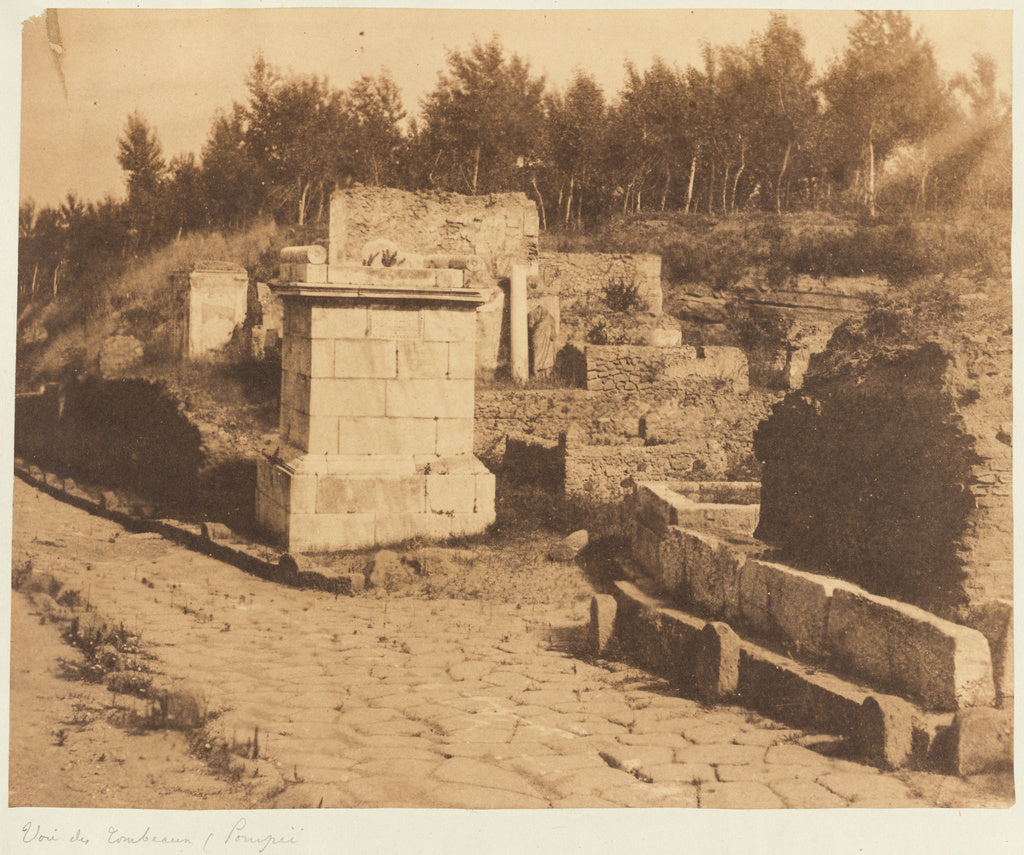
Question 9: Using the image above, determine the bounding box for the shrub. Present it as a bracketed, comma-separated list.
[603, 276, 645, 312]
[55, 376, 205, 506]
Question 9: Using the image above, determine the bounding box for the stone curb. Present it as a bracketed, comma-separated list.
[13, 462, 351, 597]
[598, 580, 979, 774]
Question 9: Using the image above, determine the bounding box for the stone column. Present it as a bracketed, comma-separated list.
[509, 263, 529, 383]
[256, 260, 495, 553]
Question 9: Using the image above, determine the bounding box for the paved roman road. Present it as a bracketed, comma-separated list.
[10, 479, 1008, 809]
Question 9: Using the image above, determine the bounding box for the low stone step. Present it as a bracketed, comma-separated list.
[594, 579, 977, 772]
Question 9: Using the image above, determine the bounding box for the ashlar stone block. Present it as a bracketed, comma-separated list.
[309, 378, 386, 417]
[316, 474, 425, 516]
[397, 341, 449, 378]
[310, 306, 368, 340]
[386, 379, 473, 420]
[422, 308, 476, 342]
[426, 472, 476, 514]
[435, 418, 474, 456]
[338, 416, 437, 457]
[334, 340, 397, 378]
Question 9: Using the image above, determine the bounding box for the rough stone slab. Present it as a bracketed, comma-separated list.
[589, 595, 617, 656]
[736, 642, 867, 738]
[826, 587, 995, 711]
[610, 580, 704, 687]
[287, 512, 377, 552]
[677, 527, 742, 621]
[738, 558, 771, 636]
[762, 561, 852, 659]
[673, 504, 759, 537]
[633, 483, 683, 534]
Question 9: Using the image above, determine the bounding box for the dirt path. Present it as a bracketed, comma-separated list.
[9, 588, 265, 810]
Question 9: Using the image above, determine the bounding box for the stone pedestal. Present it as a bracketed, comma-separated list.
[256, 263, 496, 552]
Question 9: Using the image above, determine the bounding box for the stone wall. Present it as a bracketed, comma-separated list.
[754, 323, 1012, 621]
[329, 187, 538, 280]
[474, 389, 645, 466]
[535, 251, 662, 316]
[585, 344, 749, 394]
[475, 386, 778, 501]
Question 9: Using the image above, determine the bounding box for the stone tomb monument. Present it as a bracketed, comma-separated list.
[256, 245, 496, 552]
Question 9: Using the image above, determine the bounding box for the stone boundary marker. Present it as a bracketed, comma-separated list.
[596, 580, 1011, 775]
[631, 483, 998, 712]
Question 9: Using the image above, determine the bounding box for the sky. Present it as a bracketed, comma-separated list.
[14, 4, 1016, 209]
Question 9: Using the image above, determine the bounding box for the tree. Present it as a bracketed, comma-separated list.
[244, 56, 348, 224]
[419, 36, 545, 194]
[545, 71, 607, 228]
[200, 103, 265, 229]
[117, 112, 166, 244]
[342, 72, 406, 187]
[821, 11, 949, 217]
[748, 14, 817, 213]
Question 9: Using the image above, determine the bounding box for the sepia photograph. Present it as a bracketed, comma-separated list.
[5, 2, 1017, 849]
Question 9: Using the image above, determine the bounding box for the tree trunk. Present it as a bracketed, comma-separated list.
[565, 175, 574, 228]
[775, 140, 792, 215]
[531, 174, 547, 231]
[867, 134, 877, 219]
[685, 151, 698, 214]
[661, 165, 671, 211]
[472, 147, 480, 195]
[722, 165, 730, 214]
[731, 142, 746, 213]
[297, 178, 309, 226]
[708, 162, 715, 215]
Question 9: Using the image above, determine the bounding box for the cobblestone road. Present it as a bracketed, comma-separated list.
[11, 480, 1009, 809]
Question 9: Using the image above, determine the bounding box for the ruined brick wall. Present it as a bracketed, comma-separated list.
[329, 187, 538, 279]
[585, 345, 749, 395]
[754, 303, 1012, 620]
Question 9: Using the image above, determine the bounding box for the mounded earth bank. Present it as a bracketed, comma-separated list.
[753, 278, 1012, 621]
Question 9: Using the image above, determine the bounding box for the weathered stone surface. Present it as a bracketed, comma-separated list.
[950, 707, 1013, 776]
[549, 530, 589, 562]
[589, 595, 617, 656]
[856, 695, 916, 770]
[826, 587, 995, 711]
[694, 621, 740, 703]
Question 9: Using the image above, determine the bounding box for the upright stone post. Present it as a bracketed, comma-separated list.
[256, 237, 496, 553]
[509, 263, 529, 383]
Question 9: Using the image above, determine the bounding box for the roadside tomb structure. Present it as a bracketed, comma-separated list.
[170, 261, 250, 360]
[256, 241, 496, 552]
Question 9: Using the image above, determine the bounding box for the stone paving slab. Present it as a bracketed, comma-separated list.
[10, 479, 1014, 809]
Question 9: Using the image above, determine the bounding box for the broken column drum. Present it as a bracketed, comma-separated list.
[256, 249, 496, 552]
